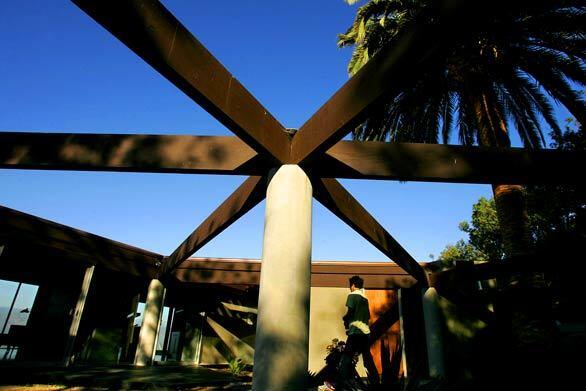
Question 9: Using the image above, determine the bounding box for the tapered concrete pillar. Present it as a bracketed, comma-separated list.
[63, 265, 95, 366]
[422, 287, 445, 377]
[123, 293, 140, 361]
[397, 288, 409, 379]
[253, 165, 312, 391]
[134, 278, 166, 366]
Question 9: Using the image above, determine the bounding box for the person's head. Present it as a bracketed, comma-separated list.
[349, 275, 364, 291]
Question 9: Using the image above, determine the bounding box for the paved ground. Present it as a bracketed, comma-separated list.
[0, 363, 252, 390]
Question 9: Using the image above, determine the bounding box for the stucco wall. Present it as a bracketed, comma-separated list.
[194, 286, 400, 380]
[308, 287, 367, 376]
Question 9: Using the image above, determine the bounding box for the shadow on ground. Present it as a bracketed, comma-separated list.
[0, 363, 252, 390]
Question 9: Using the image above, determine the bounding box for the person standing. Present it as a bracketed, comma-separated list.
[335, 275, 380, 390]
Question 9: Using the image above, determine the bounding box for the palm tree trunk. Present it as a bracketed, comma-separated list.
[491, 183, 531, 259]
[473, 92, 532, 261]
[472, 92, 555, 387]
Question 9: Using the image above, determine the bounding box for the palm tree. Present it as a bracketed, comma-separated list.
[338, 0, 585, 262]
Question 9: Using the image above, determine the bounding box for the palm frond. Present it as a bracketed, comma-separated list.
[340, 0, 586, 146]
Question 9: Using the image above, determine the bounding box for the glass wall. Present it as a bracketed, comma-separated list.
[0, 279, 39, 360]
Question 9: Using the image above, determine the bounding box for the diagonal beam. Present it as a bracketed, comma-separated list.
[315, 141, 586, 184]
[161, 175, 266, 274]
[72, 0, 291, 162]
[290, 0, 486, 165]
[312, 177, 427, 284]
[0, 132, 271, 175]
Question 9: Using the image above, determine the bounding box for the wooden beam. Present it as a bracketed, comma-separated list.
[428, 257, 549, 289]
[290, 0, 488, 164]
[162, 176, 266, 274]
[0, 132, 270, 175]
[72, 0, 291, 162]
[172, 258, 416, 288]
[314, 141, 586, 184]
[0, 205, 162, 278]
[312, 177, 428, 284]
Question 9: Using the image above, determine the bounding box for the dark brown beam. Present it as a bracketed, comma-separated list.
[72, 0, 291, 163]
[312, 177, 427, 284]
[0, 132, 270, 175]
[315, 141, 586, 184]
[172, 258, 416, 288]
[0, 205, 161, 278]
[428, 257, 550, 289]
[162, 176, 267, 274]
[290, 0, 490, 164]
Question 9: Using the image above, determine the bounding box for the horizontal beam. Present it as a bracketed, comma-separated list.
[315, 141, 586, 184]
[73, 0, 291, 162]
[0, 132, 270, 175]
[312, 177, 428, 284]
[162, 176, 267, 274]
[0, 205, 162, 278]
[290, 0, 476, 164]
[428, 257, 550, 289]
[172, 258, 416, 289]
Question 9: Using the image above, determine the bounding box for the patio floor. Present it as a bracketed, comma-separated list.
[0, 363, 252, 390]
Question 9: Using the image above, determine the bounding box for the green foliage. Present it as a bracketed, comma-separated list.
[228, 357, 246, 376]
[339, 0, 585, 146]
[526, 119, 585, 243]
[438, 121, 585, 264]
[437, 196, 504, 264]
[437, 196, 503, 264]
[460, 197, 504, 262]
[437, 239, 488, 266]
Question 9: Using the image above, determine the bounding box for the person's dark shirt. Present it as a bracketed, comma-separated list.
[343, 289, 371, 335]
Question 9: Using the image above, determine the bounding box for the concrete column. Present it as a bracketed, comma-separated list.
[397, 288, 408, 379]
[134, 279, 166, 366]
[181, 314, 205, 363]
[422, 287, 445, 377]
[123, 293, 140, 361]
[252, 165, 313, 391]
[63, 265, 95, 366]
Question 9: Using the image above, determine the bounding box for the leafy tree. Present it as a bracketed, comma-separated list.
[459, 198, 504, 262]
[438, 197, 503, 264]
[526, 119, 585, 243]
[339, 0, 586, 261]
[438, 121, 585, 265]
[437, 239, 488, 266]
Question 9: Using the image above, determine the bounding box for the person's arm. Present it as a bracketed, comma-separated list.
[342, 295, 356, 329]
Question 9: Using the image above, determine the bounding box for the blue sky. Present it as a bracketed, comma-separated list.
[0, 0, 567, 275]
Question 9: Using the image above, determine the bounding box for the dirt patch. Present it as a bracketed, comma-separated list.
[0, 386, 70, 391]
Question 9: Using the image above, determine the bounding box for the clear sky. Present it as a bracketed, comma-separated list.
[0, 0, 566, 270]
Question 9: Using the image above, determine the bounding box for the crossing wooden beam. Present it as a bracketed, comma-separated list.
[312, 177, 428, 284]
[5, 133, 582, 185]
[72, 0, 291, 163]
[0, 132, 270, 175]
[290, 0, 478, 165]
[315, 141, 586, 184]
[161, 175, 267, 274]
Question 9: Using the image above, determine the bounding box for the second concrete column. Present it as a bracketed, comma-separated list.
[135, 278, 166, 366]
[422, 287, 445, 377]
